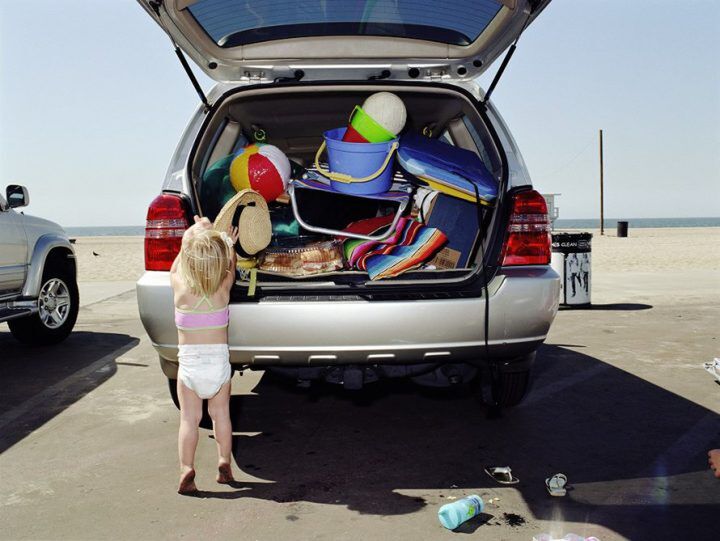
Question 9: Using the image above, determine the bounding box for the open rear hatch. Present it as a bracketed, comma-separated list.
[138, 0, 551, 85]
[136, 0, 552, 297]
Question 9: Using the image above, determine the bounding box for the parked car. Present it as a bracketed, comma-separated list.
[135, 0, 559, 408]
[0, 185, 78, 344]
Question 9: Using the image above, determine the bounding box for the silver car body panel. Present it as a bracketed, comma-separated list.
[21, 232, 75, 298]
[0, 208, 28, 294]
[482, 99, 533, 189]
[138, 266, 559, 376]
[161, 105, 208, 195]
[138, 0, 551, 85]
[0, 205, 74, 300]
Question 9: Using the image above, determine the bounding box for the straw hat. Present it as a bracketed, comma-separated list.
[213, 189, 271, 256]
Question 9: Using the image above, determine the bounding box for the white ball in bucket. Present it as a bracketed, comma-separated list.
[362, 92, 407, 136]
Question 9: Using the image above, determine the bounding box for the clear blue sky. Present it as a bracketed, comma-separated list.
[1, 1, 718, 227]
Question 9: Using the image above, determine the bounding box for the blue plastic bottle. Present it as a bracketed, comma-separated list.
[438, 495, 484, 530]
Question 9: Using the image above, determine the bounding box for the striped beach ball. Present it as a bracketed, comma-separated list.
[229, 143, 291, 203]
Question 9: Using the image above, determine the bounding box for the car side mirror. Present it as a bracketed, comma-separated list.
[6, 185, 29, 209]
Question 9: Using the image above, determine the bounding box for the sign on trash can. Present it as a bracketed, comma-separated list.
[551, 232, 592, 307]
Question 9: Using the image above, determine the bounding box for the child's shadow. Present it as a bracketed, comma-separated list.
[185, 482, 251, 499]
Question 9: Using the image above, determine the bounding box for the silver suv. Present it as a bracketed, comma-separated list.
[0, 185, 78, 344]
[136, 0, 559, 407]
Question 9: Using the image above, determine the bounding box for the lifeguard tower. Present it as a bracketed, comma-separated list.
[542, 193, 560, 230]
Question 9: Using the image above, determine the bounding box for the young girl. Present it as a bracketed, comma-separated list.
[170, 215, 238, 494]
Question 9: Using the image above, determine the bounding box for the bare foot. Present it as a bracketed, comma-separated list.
[217, 462, 234, 484]
[178, 468, 197, 494]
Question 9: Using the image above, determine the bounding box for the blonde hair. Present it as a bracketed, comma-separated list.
[178, 229, 232, 297]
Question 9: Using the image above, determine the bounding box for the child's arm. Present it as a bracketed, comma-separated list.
[224, 226, 239, 288]
[170, 253, 181, 274]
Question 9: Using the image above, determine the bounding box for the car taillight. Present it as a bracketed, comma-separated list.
[144, 194, 189, 271]
[500, 190, 551, 266]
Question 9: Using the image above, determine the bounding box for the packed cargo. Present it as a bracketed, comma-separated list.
[192, 87, 503, 292]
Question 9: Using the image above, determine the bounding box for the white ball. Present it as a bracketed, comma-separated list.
[362, 92, 407, 135]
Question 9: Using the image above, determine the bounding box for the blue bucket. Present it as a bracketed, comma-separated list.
[322, 128, 398, 195]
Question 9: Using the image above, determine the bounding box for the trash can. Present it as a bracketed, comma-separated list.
[551, 232, 592, 307]
[617, 221, 629, 237]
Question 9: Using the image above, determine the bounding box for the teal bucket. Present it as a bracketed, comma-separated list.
[320, 128, 398, 195]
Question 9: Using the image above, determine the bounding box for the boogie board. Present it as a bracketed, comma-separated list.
[397, 133, 498, 205]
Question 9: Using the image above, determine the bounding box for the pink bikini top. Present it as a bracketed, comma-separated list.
[174, 295, 230, 331]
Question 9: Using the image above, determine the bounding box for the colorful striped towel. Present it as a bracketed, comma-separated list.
[343, 216, 447, 280]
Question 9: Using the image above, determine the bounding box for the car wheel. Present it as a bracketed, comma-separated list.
[9, 263, 79, 345]
[472, 366, 532, 408]
[495, 369, 531, 407]
[167, 378, 213, 430]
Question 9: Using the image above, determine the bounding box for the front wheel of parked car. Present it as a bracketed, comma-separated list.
[167, 378, 213, 429]
[9, 264, 79, 345]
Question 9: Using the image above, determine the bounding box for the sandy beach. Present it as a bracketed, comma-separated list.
[72, 227, 720, 282]
[558, 227, 720, 273]
[72, 236, 145, 282]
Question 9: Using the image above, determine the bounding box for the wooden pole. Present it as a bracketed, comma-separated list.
[599, 129, 604, 235]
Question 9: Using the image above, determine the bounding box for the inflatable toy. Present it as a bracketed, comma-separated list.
[229, 143, 291, 202]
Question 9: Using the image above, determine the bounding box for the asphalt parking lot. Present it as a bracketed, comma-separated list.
[1, 273, 719, 541]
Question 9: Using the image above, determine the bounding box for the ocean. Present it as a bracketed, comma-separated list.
[65, 218, 719, 237]
[553, 217, 720, 229]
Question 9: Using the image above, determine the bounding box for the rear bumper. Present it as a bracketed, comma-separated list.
[137, 267, 559, 378]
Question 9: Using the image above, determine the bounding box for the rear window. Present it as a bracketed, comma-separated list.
[186, 0, 504, 48]
[463, 116, 500, 175]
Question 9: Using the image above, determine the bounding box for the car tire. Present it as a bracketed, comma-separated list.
[167, 378, 213, 430]
[9, 263, 79, 345]
[494, 369, 531, 407]
[472, 366, 532, 408]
